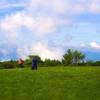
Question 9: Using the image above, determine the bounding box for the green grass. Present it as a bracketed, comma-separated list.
[0, 67, 100, 100]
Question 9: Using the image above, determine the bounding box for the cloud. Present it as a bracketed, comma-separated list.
[17, 42, 64, 60]
[0, 0, 100, 61]
[90, 42, 100, 49]
[1, 0, 100, 15]
[28, 0, 100, 14]
[31, 16, 56, 35]
[0, 0, 66, 60]
[31, 42, 63, 60]
[28, 0, 66, 14]
[80, 43, 86, 48]
[60, 0, 100, 14]
[0, 12, 57, 37]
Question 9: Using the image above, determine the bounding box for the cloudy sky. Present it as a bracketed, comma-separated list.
[0, 0, 100, 61]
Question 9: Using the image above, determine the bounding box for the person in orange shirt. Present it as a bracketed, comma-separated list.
[18, 58, 24, 68]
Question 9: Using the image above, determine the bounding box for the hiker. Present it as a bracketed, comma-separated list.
[32, 58, 38, 70]
[18, 58, 24, 68]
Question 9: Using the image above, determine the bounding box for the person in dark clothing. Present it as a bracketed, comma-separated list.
[32, 58, 38, 70]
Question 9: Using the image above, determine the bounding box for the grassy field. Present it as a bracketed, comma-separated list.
[0, 67, 100, 100]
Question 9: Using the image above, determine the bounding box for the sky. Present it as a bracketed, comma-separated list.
[0, 0, 100, 61]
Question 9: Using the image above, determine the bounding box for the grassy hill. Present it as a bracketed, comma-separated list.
[0, 67, 100, 100]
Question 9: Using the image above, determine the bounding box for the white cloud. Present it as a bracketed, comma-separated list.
[32, 16, 56, 35]
[90, 42, 100, 49]
[60, 0, 100, 14]
[51, 0, 66, 13]
[17, 42, 63, 60]
[28, 0, 66, 14]
[31, 42, 63, 60]
[1, 0, 100, 15]
[0, 12, 57, 37]
[17, 45, 31, 60]
[0, 0, 65, 60]
[80, 43, 86, 48]
[1, 0, 100, 61]
[29, 0, 100, 14]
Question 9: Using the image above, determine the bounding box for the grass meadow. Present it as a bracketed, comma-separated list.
[0, 66, 100, 100]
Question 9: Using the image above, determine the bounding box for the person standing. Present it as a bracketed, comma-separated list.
[32, 58, 38, 70]
[18, 58, 24, 68]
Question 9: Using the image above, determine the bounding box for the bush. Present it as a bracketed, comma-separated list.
[0, 60, 18, 69]
[43, 59, 62, 67]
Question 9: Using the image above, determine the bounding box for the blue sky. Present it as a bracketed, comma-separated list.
[0, 0, 100, 61]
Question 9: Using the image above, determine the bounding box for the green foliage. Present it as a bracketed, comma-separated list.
[73, 50, 85, 64]
[93, 61, 100, 66]
[0, 60, 18, 69]
[86, 60, 100, 66]
[0, 49, 100, 69]
[62, 49, 85, 66]
[25, 55, 62, 67]
[86, 60, 94, 66]
[62, 49, 74, 65]
[44, 59, 62, 66]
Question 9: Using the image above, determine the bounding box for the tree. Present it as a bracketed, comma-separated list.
[62, 49, 85, 66]
[44, 59, 61, 66]
[73, 50, 85, 65]
[62, 49, 74, 65]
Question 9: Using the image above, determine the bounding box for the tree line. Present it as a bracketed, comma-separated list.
[0, 49, 100, 69]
